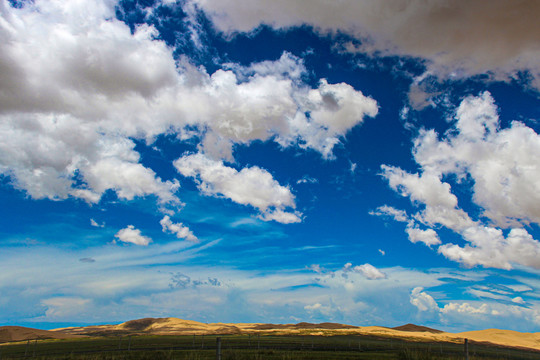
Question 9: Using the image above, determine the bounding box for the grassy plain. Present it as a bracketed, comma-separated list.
[1, 334, 539, 360]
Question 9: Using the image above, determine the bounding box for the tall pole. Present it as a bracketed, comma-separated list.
[216, 337, 222, 360]
[464, 338, 469, 360]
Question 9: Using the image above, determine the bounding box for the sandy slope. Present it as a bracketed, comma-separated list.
[28, 318, 540, 352]
[457, 329, 540, 352]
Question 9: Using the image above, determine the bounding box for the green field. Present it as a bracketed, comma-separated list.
[1, 334, 539, 359]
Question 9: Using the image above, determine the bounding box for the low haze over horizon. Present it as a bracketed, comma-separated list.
[1, 0, 540, 333]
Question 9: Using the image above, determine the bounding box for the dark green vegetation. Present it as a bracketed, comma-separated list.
[1, 334, 539, 359]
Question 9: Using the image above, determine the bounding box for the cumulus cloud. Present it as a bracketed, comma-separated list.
[411, 287, 500, 319]
[381, 166, 474, 231]
[0, 0, 182, 204]
[0, 0, 378, 213]
[369, 205, 409, 223]
[352, 263, 387, 280]
[174, 153, 301, 223]
[380, 93, 540, 270]
[406, 227, 441, 247]
[114, 225, 152, 246]
[410, 287, 438, 312]
[440, 302, 491, 315]
[414, 92, 540, 228]
[160, 215, 198, 242]
[285, 79, 379, 159]
[340, 262, 386, 281]
[438, 227, 540, 270]
[193, 0, 540, 87]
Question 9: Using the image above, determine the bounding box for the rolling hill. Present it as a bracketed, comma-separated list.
[2, 318, 539, 352]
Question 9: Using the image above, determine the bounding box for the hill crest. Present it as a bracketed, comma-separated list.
[0, 326, 81, 343]
[392, 323, 443, 333]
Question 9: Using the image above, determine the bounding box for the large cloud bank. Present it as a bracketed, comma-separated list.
[0, 0, 377, 222]
[193, 0, 540, 86]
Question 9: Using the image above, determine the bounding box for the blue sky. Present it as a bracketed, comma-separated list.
[1, 0, 540, 332]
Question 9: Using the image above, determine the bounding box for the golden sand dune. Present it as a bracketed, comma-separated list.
[457, 329, 540, 352]
[41, 318, 540, 352]
[56, 318, 243, 336]
[0, 326, 81, 343]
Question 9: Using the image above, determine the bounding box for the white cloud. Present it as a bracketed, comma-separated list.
[280, 79, 378, 159]
[415, 92, 540, 228]
[468, 289, 508, 301]
[380, 93, 540, 270]
[410, 287, 438, 312]
[189, 54, 378, 161]
[370, 205, 409, 223]
[174, 153, 301, 223]
[308, 264, 323, 274]
[353, 263, 387, 280]
[115, 225, 152, 246]
[0, 0, 378, 213]
[160, 215, 198, 242]
[296, 175, 318, 185]
[0, 0, 183, 204]
[440, 302, 491, 315]
[259, 208, 303, 224]
[381, 166, 473, 230]
[192, 0, 540, 88]
[41, 297, 92, 320]
[512, 297, 526, 305]
[410, 288, 503, 320]
[406, 226, 441, 247]
[507, 285, 533, 293]
[438, 227, 540, 270]
[90, 219, 104, 228]
[303, 302, 339, 317]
